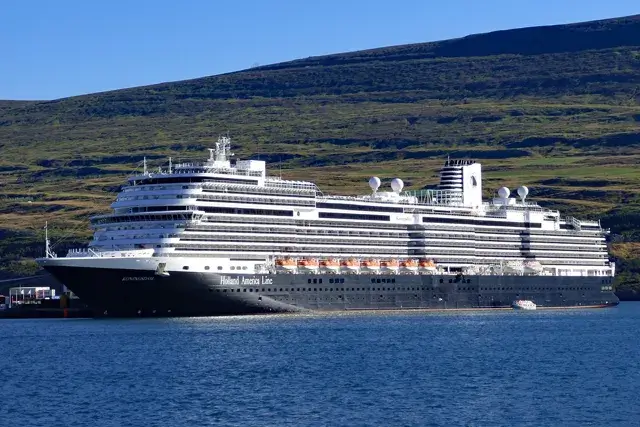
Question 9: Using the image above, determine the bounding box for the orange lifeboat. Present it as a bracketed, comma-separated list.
[380, 259, 399, 272]
[275, 257, 297, 271]
[399, 258, 418, 273]
[340, 258, 360, 273]
[297, 258, 319, 271]
[360, 259, 381, 272]
[319, 258, 341, 272]
[418, 258, 436, 269]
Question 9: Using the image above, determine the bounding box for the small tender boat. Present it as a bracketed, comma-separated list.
[319, 258, 341, 272]
[275, 257, 297, 271]
[297, 258, 319, 272]
[512, 299, 537, 310]
[380, 259, 399, 272]
[418, 258, 437, 273]
[360, 259, 381, 272]
[399, 259, 418, 273]
[340, 258, 360, 273]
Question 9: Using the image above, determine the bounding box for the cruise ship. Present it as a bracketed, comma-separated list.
[37, 136, 618, 316]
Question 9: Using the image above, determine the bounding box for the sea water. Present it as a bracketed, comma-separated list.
[1, 303, 639, 427]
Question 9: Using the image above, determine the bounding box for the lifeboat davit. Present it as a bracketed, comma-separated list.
[399, 258, 418, 273]
[418, 258, 437, 273]
[319, 258, 341, 272]
[297, 258, 319, 272]
[360, 259, 381, 273]
[275, 257, 297, 272]
[340, 258, 360, 273]
[380, 259, 399, 272]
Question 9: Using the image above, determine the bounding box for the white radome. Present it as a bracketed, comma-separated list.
[390, 178, 404, 193]
[517, 185, 529, 200]
[369, 176, 381, 192]
[498, 186, 510, 199]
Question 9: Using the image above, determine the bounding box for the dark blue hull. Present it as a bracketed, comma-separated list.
[43, 265, 619, 317]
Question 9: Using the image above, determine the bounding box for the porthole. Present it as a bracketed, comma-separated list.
[217, 266, 223, 270]
[204, 266, 210, 271]
[230, 266, 235, 271]
[182, 266, 189, 270]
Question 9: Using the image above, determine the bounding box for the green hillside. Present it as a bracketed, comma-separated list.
[1, 14, 640, 290]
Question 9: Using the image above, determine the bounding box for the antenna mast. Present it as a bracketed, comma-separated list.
[143, 157, 147, 175]
[44, 221, 54, 258]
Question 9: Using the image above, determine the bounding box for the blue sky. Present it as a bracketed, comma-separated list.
[2, 0, 638, 100]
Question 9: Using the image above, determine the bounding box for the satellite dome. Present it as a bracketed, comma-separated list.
[497, 186, 510, 199]
[369, 176, 381, 192]
[517, 186, 529, 200]
[390, 178, 404, 193]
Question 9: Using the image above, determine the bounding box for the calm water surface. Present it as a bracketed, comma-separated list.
[1, 303, 639, 427]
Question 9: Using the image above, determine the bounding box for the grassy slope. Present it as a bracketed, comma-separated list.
[1, 14, 640, 288]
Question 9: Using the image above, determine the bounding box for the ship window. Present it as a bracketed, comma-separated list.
[217, 266, 223, 270]
[319, 279, 323, 284]
[391, 279, 395, 284]
[313, 279, 317, 284]
[371, 279, 375, 283]
[329, 279, 334, 284]
[242, 266, 248, 270]
[314, 288, 317, 291]
[376, 279, 381, 284]
[243, 289, 246, 292]
[340, 278, 345, 283]
[204, 266, 210, 271]
[230, 266, 235, 271]
[183, 266, 189, 270]
[308, 279, 312, 284]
